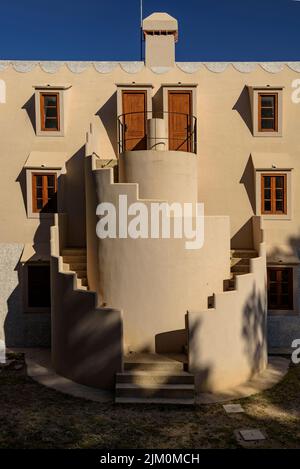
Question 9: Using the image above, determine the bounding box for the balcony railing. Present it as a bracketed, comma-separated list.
[117, 111, 197, 154]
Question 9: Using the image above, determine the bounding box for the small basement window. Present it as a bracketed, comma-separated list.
[25, 263, 51, 311]
[32, 173, 57, 213]
[267, 267, 293, 310]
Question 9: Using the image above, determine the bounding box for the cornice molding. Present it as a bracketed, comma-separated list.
[1, 60, 300, 74]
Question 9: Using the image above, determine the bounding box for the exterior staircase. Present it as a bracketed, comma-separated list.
[225, 249, 258, 291]
[62, 248, 88, 290]
[115, 353, 195, 405]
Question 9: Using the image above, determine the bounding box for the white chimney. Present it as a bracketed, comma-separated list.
[142, 12, 178, 68]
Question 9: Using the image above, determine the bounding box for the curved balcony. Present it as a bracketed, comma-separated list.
[117, 111, 197, 154]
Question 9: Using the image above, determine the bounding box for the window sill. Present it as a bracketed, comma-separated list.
[27, 212, 56, 220]
[262, 214, 291, 221]
[36, 131, 65, 137]
[253, 132, 282, 138]
[24, 308, 51, 314]
[268, 310, 298, 317]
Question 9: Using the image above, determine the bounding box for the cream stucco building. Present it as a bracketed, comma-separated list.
[0, 12, 299, 402]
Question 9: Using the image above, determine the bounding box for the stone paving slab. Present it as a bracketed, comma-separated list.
[223, 404, 245, 413]
[239, 429, 266, 441]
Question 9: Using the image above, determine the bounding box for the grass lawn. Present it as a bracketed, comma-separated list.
[0, 352, 299, 449]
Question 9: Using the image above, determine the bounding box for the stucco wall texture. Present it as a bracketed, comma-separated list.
[0, 12, 299, 388]
[0, 243, 50, 347]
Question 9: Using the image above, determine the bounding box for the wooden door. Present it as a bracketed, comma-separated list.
[168, 91, 192, 151]
[122, 91, 147, 150]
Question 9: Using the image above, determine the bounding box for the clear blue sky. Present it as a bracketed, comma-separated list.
[0, 0, 300, 61]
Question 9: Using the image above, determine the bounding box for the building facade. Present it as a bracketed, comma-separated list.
[0, 12, 299, 394]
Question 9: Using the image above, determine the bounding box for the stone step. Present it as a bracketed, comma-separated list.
[124, 361, 184, 372]
[76, 278, 88, 290]
[231, 249, 257, 259]
[62, 255, 87, 263]
[69, 262, 86, 270]
[230, 257, 251, 267]
[223, 278, 235, 291]
[231, 265, 250, 273]
[116, 371, 194, 385]
[79, 277, 88, 287]
[62, 248, 87, 256]
[63, 263, 87, 273]
[72, 270, 87, 279]
[115, 397, 195, 405]
[115, 383, 195, 400]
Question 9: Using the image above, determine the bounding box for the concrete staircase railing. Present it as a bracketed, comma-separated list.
[187, 216, 267, 393]
[50, 213, 123, 390]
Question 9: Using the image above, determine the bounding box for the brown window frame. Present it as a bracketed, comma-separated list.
[261, 173, 287, 215]
[40, 92, 60, 131]
[258, 93, 278, 132]
[267, 267, 293, 310]
[32, 172, 58, 213]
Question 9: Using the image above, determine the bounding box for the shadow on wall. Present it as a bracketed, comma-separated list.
[233, 86, 253, 135]
[231, 218, 254, 249]
[16, 168, 27, 214]
[51, 255, 123, 389]
[155, 328, 187, 354]
[96, 92, 118, 157]
[286, 232, 300, 260]
[22, 94, 36, 134]
[240, 156, 256, 213]
[152, 87, 164, 117]
[242, 286, 267, 376]
[187, 316, 211, 390]
[189, 283, 267, 391]
[65, 146, 86, 247]
[4, 265, 51, 348]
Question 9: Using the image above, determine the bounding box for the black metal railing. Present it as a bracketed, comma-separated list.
[117, 111, 197, 154]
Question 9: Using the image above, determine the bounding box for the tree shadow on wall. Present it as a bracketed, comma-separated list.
[241, 285, 267, 377]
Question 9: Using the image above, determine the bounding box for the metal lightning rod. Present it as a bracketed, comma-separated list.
[140, 0, 143, 61]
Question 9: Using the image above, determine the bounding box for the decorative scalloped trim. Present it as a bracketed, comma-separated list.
[176, 62, 202, 73]
[40, 61, 63, 73]
[232, 62, 257, 73]
[13, 61, 38, 72]
[0, 61, 9, 71]
[204, 62, 229, 73]
[1, 61, 300, 75]
[93, 62, 118, 73]
[150, 66, 173, 74]
[287, 62, 300, 72]
[66, 62, 91, 73]
[119, 62, 144, 73]
[260, 62, 285, 73]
